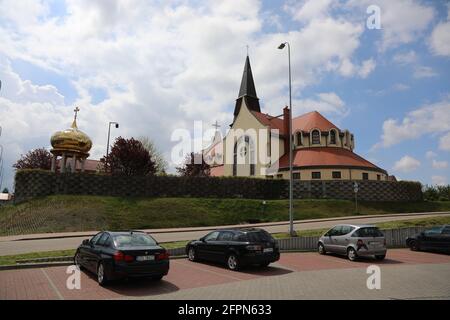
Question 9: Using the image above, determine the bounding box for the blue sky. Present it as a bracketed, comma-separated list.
[0, 0, 449, 191]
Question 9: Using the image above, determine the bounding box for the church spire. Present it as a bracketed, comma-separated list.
[233, 55, 261, 119]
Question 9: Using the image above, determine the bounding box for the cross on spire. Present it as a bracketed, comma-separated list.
[73, 106, 80, 121]
[212, 120, 221, 130]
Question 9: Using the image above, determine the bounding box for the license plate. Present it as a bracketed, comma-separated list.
[263, 248, 273, 253]
[369, 242, 381, 247]
[136, 255, 154, 261]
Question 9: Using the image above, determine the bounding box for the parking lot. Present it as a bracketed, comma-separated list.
[1, 249, 450, 300]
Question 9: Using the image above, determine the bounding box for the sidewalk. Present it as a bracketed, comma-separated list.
[1, 211, 449, 242]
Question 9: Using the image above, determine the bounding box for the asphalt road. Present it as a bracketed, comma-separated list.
[0, 212, 448, 255]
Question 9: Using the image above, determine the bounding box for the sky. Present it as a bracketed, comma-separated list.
[0, 0, 449, 191]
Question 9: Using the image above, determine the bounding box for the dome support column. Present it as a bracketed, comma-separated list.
[72, 155, 77, 173]
[51, 155, 56, 173]
[81, 159, 86, 172]
[61, 153, 66, 173]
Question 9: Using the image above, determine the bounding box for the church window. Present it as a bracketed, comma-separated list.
[362, 172, 369, 180]
[312, 172, 321, 179]
[296, 132, 302, 146]
[293, 172, 301, 180]
[332, 171, 341, 179]
[312, 130, 320, 145]
[330, 130, 336, 144]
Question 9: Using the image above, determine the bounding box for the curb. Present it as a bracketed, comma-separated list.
[0, 255, 188, 271]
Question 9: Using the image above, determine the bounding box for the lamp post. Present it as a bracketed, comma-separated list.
[105, 122, 119, 172]
[278, 41, 295, 237]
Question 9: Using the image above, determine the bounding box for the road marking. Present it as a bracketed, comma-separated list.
[41, 268, 64, 300]
[173, 260, 243, 281]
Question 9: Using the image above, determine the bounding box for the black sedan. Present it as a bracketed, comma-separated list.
[406, 225, 450, 253]
[185, 228, 280, 271]
[74, 231, 169, 285]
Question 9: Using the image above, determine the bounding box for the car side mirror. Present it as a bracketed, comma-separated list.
[82, 239, 91, 246]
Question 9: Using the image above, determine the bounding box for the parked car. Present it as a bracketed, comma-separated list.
[74, 231, 170, 285]
[318, 224, 387, 261]
[406, 225, 450, 253]
[185, 228, 280, 271]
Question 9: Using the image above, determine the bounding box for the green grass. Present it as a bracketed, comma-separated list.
[1, 215, 449, 266]
[1, 195, 450, 236]
[0, 249, 76, 266]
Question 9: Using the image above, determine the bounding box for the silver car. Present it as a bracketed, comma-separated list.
[318, 224, 387, 261]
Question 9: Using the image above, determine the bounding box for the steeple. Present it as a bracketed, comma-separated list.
[233, 55, 261, 119]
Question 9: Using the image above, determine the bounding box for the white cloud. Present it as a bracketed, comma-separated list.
[293, 92, 348, 122]
[0, 0, 374, 190]
[432, 159, 448, 169]
[392, 83, 410, 91]
[348, 0, 435, 51]
[393, 50, 417, 65]
[413, 66, 438, 79]
[431, 175, 447, 186]
[286, 0, 332, 23]
[338, 58, 376, 78]
[374, 99, 450, 149]
[430, 17, 450, 56]
[425, 151, 437, 159]
[393, 155, 421, 172]
[439, 132, 450, 151]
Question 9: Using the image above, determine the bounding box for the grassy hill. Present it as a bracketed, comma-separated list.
[0, 195, 449, 236]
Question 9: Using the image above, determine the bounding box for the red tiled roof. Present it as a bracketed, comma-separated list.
[251, 111, 286, 134]
[292, 111, 339, 132]
[251, 110, 339, 135]
[275, 147, 385, 172]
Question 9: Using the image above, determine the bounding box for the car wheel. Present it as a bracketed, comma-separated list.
[375, 254, 386, 260]
[188, 246, 197, 262]
[318, 243, 326, 255]
[410, 240, 420, 251]
[347, 247, 357, 261]
[74, 251, 84, 270]
[227, 254, 240, 271]
[97, 262, 108, 286]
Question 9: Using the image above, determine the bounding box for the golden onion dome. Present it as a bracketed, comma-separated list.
[50, 109, 92, 155]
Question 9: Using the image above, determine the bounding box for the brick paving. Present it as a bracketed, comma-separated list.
[0, 249, 449, 300]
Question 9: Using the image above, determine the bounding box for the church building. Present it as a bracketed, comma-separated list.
[203, 56, 388, 181]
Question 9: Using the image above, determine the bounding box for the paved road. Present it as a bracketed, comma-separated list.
[1, 249, 449, 300]
[0, 212, 449, 255]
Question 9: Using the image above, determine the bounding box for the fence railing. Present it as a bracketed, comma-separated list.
[167, 226, 427, 256]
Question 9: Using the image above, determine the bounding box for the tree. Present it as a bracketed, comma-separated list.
[176, 152, 210, 177]
[101, 137, 156, 176]
[2, 188, 8, 194]
[137, 136, 168, 174]
[13, 148, 52, 170]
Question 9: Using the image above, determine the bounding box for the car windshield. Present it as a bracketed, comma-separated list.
[246, 230, 274, 242]
[353, 227, 384, 237]
[113, 233, 157, 248]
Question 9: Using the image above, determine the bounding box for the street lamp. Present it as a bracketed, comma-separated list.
[105, 122, 119, 172]
[278, 41, 295, 237]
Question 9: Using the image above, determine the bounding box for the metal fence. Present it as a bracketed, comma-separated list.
[167, 226, 427, 256]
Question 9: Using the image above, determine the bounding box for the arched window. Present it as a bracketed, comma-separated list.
[330, 130, 336, 145]
[233, 136, 255, 176]
[296, 132, 302, 146]
[311, 130, 320, 145]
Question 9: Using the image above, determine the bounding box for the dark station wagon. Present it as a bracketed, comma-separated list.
[185, 228, 280, 271]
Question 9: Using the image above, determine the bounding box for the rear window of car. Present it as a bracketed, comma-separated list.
[352, 227, 384, 237]
[113, 233, 157, 248]
[245, 230, 274, 242]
